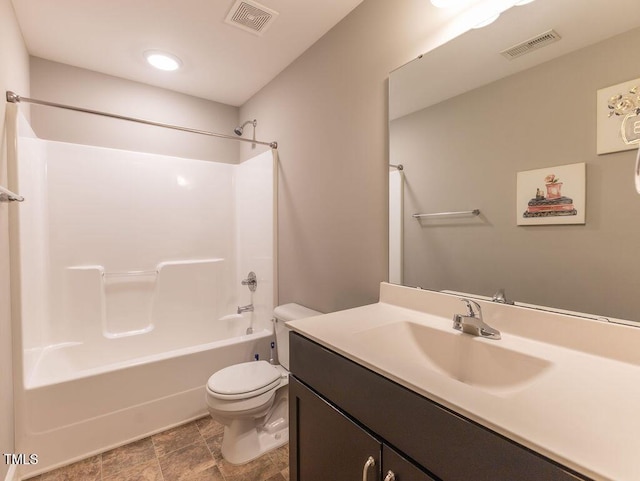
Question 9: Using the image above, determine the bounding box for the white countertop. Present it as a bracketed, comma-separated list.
[287, 283, 640, 481]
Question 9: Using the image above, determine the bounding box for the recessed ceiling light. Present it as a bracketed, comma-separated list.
[144, 50, 182, 71]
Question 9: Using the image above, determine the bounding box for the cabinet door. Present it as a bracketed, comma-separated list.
[382, 445, 437, 481]
[290, 376, 381, 481]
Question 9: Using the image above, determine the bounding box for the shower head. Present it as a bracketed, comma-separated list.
[234, 119, 257, 136]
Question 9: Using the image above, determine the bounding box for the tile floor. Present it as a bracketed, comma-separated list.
[26, 416, 289, 481]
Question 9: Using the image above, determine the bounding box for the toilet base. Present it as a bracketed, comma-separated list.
[217, 386, 289, 465]
[220, 420, 289, 465]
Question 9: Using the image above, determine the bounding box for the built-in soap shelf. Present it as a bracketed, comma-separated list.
[66, 259, 225, 339]
[102, 269, 158, 278]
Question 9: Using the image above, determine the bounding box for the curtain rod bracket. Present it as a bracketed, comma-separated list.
[0, 185, 24, 203]
[6, 91, 19, 103]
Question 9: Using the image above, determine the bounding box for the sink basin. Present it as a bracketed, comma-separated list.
[357, 321, 552, 396]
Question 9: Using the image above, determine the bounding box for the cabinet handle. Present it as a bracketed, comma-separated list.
[383, 471, 396, 481]
[362, 456, 376, 481]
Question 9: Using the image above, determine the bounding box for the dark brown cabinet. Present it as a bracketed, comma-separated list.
[290, 376, 435, 481]
[289, 332, 590, 481]
[290, 375, 379, 480]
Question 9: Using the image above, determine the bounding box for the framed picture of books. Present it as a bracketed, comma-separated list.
[516, 163, 586, 226]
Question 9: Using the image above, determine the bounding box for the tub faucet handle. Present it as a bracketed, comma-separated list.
[241, 271, 257, 292]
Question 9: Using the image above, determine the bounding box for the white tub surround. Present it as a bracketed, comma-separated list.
[388, 168, 403, 285]
[10, 113, 277, 478]
[287, 282, 640, 481]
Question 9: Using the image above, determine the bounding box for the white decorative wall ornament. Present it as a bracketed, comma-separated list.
[597, 78, 640, 155]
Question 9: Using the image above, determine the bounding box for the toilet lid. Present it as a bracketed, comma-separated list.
[207, 360, 281, 399]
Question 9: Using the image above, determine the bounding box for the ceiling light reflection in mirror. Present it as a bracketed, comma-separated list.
[430, 0, 470, 8]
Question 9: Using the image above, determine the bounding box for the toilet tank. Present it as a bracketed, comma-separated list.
[273, 303, 321, 370]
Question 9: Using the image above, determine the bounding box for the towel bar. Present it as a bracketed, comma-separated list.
[413, 209, 480, 219]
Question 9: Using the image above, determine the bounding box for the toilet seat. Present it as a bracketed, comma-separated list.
[207, 361, 282, 400]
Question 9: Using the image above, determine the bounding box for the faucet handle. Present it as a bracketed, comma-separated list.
[492, 288, 514, 305]
[241, 271, 257, 292]
[459, 298, 482, 319]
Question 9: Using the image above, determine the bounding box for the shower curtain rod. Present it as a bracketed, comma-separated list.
[6, 91, 278, 149]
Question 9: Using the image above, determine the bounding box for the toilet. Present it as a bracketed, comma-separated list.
[205, 303, 321, 465]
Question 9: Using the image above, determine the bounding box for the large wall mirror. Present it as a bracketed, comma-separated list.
[389, 0, 640, 323]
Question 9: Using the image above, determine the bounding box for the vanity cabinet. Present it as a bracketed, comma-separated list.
[290, 376, 435, 481]
[289, 332, 590, 481]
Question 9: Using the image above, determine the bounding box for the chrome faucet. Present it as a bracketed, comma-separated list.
[492, 288, 514, 305]
[237, 304, 254, 314]
[453, 298, 501, 340]
[241, 271, 257, 292]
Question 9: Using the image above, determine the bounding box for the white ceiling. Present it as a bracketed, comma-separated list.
[11, 0, 365, 107]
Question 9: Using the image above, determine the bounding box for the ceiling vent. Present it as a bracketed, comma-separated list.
[500, 29, 561, 60]
[225, 0, 279, 36]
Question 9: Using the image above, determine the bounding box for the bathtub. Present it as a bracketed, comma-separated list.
[15, 316, 273, 479]
[10, 121, 277, 479]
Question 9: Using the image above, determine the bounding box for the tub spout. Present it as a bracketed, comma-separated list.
[237, 304, 254, 314]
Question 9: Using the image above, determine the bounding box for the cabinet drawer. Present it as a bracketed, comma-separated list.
[290, 332, 588, 481]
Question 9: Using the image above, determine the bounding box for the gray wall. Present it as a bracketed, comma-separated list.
[0, 0, 30, 477]
[30, 58, 240, 163]
[392, 27, 640, 321]
[239, 0, 446, 313]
